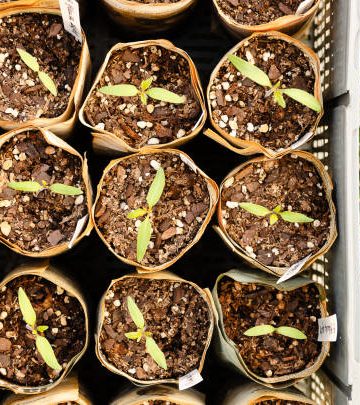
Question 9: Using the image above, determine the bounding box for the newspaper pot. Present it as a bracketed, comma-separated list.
[95, 271, 214, 385]
[216, 150, 337, 277]
[111, 385, 204, 405]
[0, 261, 89, 394]
[223, 382, 315, 404]
[212, 269, 330, 388]
[0, 6, 90, 139]
[0, 126, 93, 257]
[79, 40, 206, 155]
[100, 0, 197, 33]
[92, 148, 218, 273]
[2, 373, 92, 404]
[212, 0, 320, 38]
[205, 31, 323, 158]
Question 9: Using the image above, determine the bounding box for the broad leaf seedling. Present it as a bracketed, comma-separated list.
[238, 202, 314, 225]
[99, 77, 186, 106]
[125, 296, 167, 370]
[227, 54, 321, 112]
[244, 324, 307, 340]
[8, 180, 83, 196]
[127, 166, 166, 262]
[17, 48, 58, 96]
[18, 287, 62, 371]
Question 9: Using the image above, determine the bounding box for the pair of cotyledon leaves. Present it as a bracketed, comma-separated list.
[7, 181, 83, 196]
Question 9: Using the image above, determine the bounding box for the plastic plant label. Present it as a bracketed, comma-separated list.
[318, 314, 338, 342]
[69, 215, 88, 248]
[179, 369, 203, 390]
[276, 255, 311, 284]
[59, 0, 82, 43]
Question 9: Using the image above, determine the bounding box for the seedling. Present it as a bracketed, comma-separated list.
[227, 54, 321, 112]
[124, 296, 167, 370]
[18, 287, 62, 370]
[16, 48, 57, 96]
[238, 202, 314, 225]
[99, 77, 186, 106]
[127, 166, 165, 262]
[8, 180, 83, 196]
[244, 324, 307, 340]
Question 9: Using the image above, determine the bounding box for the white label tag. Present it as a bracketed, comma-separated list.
[179, 369, 203, 390]
[318, 314, 338, 342]
[59, 0, 82, 43]
[276, 255, 311, 284]
[296, 0, 315, 15]
[69, 215, 88, 248]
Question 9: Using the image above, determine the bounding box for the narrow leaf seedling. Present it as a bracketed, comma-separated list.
[18, 287, 62, 370]
[237, 202, 314, 225]
[125, 296, 167, 370]
[244, 324, 307, 340]
[227, 54, 321, 112]
[8, 180, 83, 196]
[127, 166, 166, 262]
[99, 77, 186, 106]
[17, 48, 58, 96]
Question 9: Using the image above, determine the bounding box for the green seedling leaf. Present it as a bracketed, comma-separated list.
[146, 167, 165, 209]
[8, 181, 43, 193]
[140, 92, 148, 105]
[127, 208, 148, 219]
[145, 336, 167, 370]
[269, 213, 279, 225]
[136, 216, 152, 262]
[244, 324, 275, 336]
[125, 331, 142, 340]
[37, 325, 49, 333]
[17, 48, 39, 72]
[36, 335, 62, 370]
[274, 90, 286, 108]
[279, 211, 314, 223]
[127, 297, 145, 329]
[273, 205, 282, 213]
[99, 84, 138, 97]
[38, 71, 58, 97]
[282, 88, 321, 112]
[276, 326, 307, 340]
[239, 202, 272, 217]
[49, 183, 83, 196]
[18, 287, 36, 328]
[141, 77, 153, 91]
[146, 88, 186, 104]
[228, 54, 272, 88]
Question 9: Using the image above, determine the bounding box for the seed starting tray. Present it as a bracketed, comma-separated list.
[0, 0, 359, 404]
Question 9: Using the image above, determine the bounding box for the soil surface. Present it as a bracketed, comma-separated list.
[0, 130, 87, 253]
[218, 279, 322, 378]
[0, 275, 86, 387]
[0, 13, 81, 122]
[221, 155, 330, 268]
[99, 277, 211, 380]
[83, 46, 202, 148]
[255, 401, 307, 405]
[95, 153, 210, 266]
[209, 36, 318, 151]
[217, 0, 306, 25]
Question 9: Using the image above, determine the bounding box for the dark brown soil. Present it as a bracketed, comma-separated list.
[0, 275, 86, 387]
[217, 0, 305, 25]
[255, 401, 307, 405]
[209, 36, 318, 150]
[0, 129, 87, 253]
[218, 279, 322, 378]
[95, 153, 210, 266]
[0, 13, 81, 122]
[83, 46, 202, 148]
[221, 155, 330, 267]
[99, 277, 211, 380]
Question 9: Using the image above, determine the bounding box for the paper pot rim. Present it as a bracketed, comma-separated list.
[102, 0, 194, 15]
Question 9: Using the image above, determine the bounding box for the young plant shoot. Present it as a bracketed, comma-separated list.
[18, 287, 62, 371]
[237, 202, 314, 225]
[8, 180, 83, 196]
[125, 296, 167, 370]
[99, 77, 186, 106]
[244, 324, 307, 340]
[127, 166, 166, 262]
[17, 48, 58, 96]
[227, 54, 321, 112]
